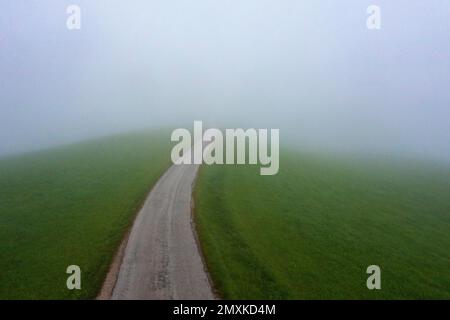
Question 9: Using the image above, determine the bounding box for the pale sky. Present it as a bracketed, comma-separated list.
[0, 1, 449, 161]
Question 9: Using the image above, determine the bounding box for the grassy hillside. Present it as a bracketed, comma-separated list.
[0, 131, 171, 299]
[194, 150, 450, 299]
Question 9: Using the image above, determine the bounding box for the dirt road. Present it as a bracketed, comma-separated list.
[109, 164, 214, 300]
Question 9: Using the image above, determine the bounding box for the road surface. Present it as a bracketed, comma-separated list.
[110, 164, 214, 300]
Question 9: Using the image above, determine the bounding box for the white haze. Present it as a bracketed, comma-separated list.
[0, 1, 449, 161]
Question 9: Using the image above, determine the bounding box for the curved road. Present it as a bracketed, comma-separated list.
[110, 164, 214, 300]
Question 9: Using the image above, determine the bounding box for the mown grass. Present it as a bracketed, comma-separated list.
[0, 130, 171, 299]
[194, 150, 450, 299]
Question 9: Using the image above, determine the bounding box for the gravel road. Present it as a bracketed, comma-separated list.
[110, 164, 214, 300]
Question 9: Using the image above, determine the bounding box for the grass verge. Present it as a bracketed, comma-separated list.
[194, 150, 450, 299]
[0, 130, 171, 299]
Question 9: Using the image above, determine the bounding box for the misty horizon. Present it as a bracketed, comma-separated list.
[1, 1, 449, 162]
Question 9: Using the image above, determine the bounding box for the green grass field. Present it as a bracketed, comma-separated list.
[194, 150, 450, 299]
[0, 131, 171, 299]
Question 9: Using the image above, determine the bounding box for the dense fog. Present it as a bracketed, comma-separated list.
[1, 1, 449, 161]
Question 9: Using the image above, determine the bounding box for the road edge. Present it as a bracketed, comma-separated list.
[96, 164, 171, 300]
[190, 165, 221, 299]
